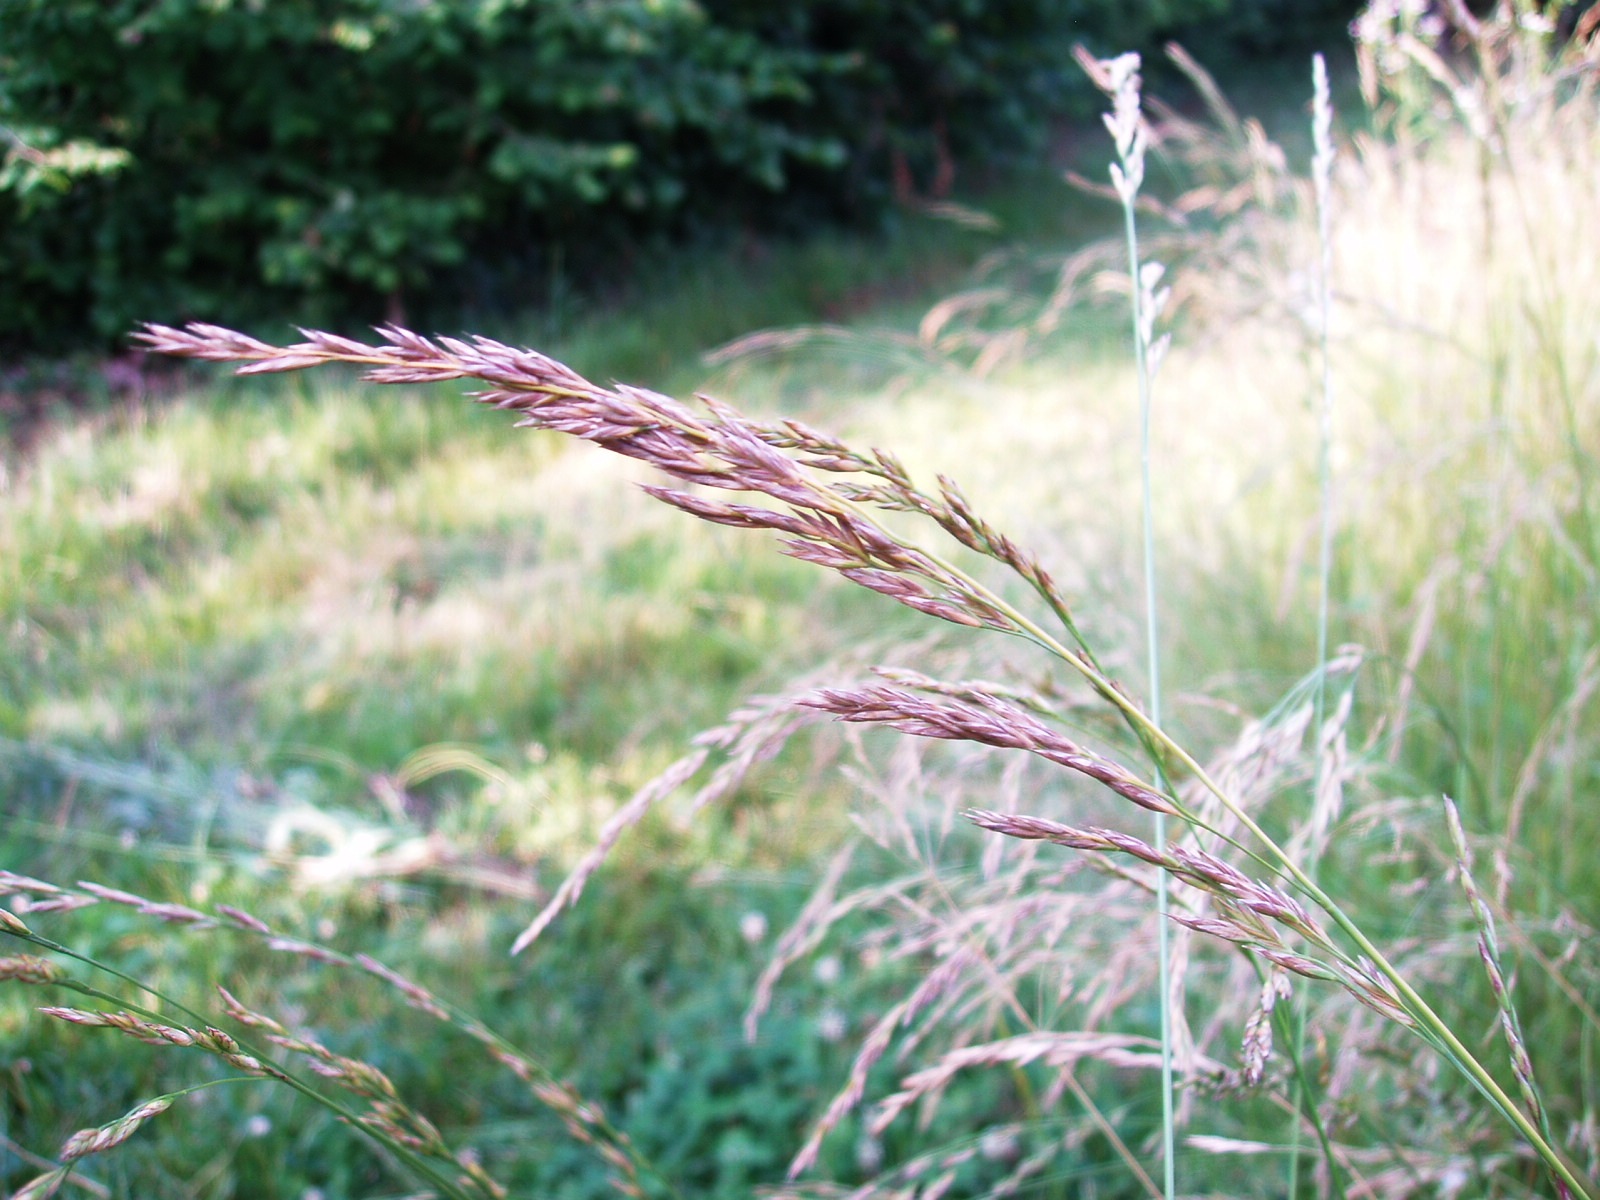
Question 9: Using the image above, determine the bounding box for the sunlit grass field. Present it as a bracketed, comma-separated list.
[1, 173, 1106, 1199]
[4, 28, 1600, 1200]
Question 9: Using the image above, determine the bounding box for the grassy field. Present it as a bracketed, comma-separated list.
[5, 23, 1600, 1200]
[0, 155, 1118, 1200]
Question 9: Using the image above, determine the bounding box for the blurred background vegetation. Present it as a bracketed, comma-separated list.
[0, 0, 1354, 353]
[7, 2, 1600, 1199]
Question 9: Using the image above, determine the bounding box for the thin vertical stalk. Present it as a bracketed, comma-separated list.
[1099, 50, 1177, 1200]
[1126, 202, 1176, 1200]
[1310, 54, 1336, 841]
[1290, 52, 1339, 1200]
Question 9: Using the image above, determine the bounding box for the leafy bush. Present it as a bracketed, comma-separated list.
[0, 0, 828, 349]
[0, 0, 1356, 354]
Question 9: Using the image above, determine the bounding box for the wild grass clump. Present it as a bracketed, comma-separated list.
[5, 6, 1600, 1198]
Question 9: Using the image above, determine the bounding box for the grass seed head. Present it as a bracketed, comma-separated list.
[60, 1097, 174, 1162]
[0, 954, 63, 983]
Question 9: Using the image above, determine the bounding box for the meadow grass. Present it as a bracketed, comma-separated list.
[5, 14, 1600, 1199]
[1, 162, 1096, 1200]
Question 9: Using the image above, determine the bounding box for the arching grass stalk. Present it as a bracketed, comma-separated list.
[131, 321, 1597, 1198]
[9, 1080, 265, 1200]
[1095, 49, 1177, 1199]
[983, 616, 1596, 1198]
[1444, 797, 1567, 1198]
[0, 912, 491, 1200]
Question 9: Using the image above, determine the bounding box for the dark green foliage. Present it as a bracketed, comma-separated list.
[0, 0, 840, 349]
[1164, 0, 1362, 59]
[0, 0, 1339, 354]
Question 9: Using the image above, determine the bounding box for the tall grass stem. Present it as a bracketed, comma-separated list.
[1290, 51, 1339, 1199]
[1099, 50, 1178, 1200]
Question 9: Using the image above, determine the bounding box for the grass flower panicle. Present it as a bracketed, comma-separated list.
[127, 311, 1598, 1198]
[0, 953, 66, 983]
[58, 1097, 174, 1162]
[37, 1006, 273, 1074]
[0, 877, 653, 1200]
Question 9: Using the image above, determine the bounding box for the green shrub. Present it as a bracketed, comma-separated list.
[0, 0, 831, 349]
[0, 0, 1358, 354]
